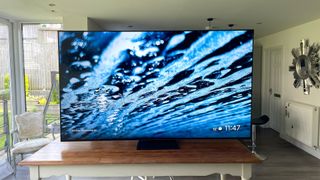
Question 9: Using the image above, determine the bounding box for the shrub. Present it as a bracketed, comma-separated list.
[25, 74, 30, 97]
[4, 74, 10, 89]
[51, 74, 60, 104]
[38, 97, 47, 105]
[2, 74, 10, 100]
[3, 73, 30, 97]
[52, 89, 60, 104]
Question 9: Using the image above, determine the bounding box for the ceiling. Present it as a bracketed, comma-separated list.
[1, 0, 320, 38]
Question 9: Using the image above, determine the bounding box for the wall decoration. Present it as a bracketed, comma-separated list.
[289, 39, 320, 95]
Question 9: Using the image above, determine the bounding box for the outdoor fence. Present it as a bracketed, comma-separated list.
[0, 24, 59, 91]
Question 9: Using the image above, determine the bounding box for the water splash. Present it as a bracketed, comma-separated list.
[59, 30, 253, 140]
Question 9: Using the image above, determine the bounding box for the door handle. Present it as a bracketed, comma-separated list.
[274, 93, 281, 98]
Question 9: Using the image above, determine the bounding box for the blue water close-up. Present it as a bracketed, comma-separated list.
[59, 30, 253, 140]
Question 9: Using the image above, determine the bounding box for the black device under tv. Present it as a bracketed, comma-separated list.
[58, 30, 254, 150]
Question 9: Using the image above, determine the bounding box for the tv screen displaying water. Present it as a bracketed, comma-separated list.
[59, 30, 253, 141]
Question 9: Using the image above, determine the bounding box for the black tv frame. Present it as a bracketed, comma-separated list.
[58, 30, 255, 144]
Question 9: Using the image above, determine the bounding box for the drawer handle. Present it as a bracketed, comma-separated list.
[274, 93, 281, 98]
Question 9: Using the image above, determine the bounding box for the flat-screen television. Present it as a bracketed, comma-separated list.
[59, 30, 254, 142]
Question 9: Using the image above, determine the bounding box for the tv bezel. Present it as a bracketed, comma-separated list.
[58, 29, 254, 141]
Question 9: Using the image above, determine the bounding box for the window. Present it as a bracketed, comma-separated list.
[0, 22, 11, 150]
[22, 24, 62, 125]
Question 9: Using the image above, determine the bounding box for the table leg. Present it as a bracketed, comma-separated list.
[66, 175, 72, 180]
[29, 166, 40, 180]
[220, 174, 226, 180]
[241, 164, 252, 180]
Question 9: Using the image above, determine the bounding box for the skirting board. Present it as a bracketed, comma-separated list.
[280, 133, 320, 159]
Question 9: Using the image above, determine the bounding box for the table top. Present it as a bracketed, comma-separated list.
[20, 139, 261, 166]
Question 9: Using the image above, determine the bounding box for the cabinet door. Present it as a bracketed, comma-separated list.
[285, 102, 315, 147]
[294, 106, 313, 147]
[284, 105, 294, 138]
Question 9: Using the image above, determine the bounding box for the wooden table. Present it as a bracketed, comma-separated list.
[20, 140, 261, 180]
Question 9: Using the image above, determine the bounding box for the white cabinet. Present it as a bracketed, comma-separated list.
[285, 101, 319, 148]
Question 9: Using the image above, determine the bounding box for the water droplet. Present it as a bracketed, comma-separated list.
[133, 67, 145, 74]
[79, 52, 85, 57]
[70, 78, 80, 84]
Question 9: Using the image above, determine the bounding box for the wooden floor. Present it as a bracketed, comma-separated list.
[4, 128, 320, 180]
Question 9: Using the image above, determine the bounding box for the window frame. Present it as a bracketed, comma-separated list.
[0, 17, 18, 127]
[21, 23, 62, 113]
[0, 18, 63, 144]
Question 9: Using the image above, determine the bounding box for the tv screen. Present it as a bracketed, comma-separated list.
[59, 30, 253, 141]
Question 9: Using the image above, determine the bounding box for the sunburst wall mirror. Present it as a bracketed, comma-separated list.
[289, 39, 320, 95]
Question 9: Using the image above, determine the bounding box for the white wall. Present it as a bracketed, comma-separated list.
[87, 18, 104, 31]
[257, 18, 320, 108]
[63, 16, 88, 30]
[63, 17, 104, 31]
[256, 18, 320, 158]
